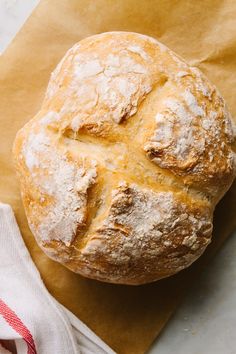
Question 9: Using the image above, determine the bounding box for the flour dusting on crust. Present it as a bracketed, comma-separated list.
[22, 127, 97, 245]
[81, 182, 212, 282]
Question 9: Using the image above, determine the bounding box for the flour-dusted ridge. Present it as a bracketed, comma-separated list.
[20, 123, 97, 246]
[80, 182, 212, 283]
[13, 32, 236, 284]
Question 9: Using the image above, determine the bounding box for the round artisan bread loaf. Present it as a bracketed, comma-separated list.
[13, 32, 236, 285]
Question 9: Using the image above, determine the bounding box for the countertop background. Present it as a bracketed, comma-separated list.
[1, 1, 236, 353]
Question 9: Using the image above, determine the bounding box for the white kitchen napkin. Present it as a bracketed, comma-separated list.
[0, 203, 116, 354]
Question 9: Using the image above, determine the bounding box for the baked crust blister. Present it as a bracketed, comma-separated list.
[13, 32, 236, 284]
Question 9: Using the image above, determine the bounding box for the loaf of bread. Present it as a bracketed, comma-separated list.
[13, 32, 236, 285]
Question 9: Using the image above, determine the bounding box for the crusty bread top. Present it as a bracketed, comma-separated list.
[13, 32, 236, 284]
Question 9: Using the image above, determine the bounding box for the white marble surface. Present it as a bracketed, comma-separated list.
[0, 0, 39, 54]
[1, 2, 236, 353]
[149, 233, 236, 354]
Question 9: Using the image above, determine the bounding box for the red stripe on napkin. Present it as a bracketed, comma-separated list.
[0, 298, 37, 354]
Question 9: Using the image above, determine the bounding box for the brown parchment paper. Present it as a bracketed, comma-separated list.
[0, 1, 236, 353]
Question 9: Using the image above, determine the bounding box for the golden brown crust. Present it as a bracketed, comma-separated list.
[13, 32, 236, 284]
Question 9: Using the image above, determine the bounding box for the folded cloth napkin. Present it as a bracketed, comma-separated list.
[0, 203, 116, 354]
